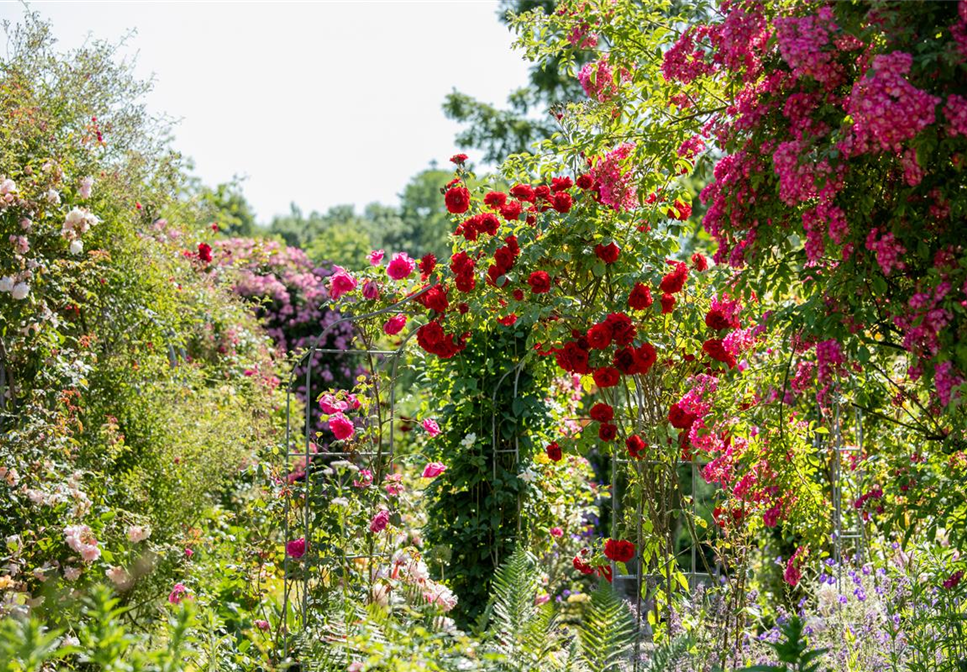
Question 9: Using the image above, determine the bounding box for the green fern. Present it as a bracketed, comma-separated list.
[645, 635, 694, 672]
[486, 548, 562, 671]
[578, 584, 636, 672]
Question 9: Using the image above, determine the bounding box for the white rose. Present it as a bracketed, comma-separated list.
[0, 277, 13, 293]
[10, 283, 29, 300]
[79, 176, 94, 200]
[70, 240, 83, 255]
[46, 189, 60, 205]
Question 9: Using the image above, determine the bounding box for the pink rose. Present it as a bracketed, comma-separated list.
[384, 473, 404, 496]
[353, 469, 373, 488]
[368, 249, 385, 265]
[369, 509, 391, 533]
[421, 462, 447, 479]
[383, 314, 407, 335]
[184, 548, 194, 558]
[286, 538, 307, 559]
[550, 527, 564, 537]
[362, 280, 380, 300]
[319, 393, 348, 415]
[386, 252, 416, 280]
[329, 266, 357, 300]
[421, 418, 441, 437]
[328, 412, 355, 441]
[168, 582, 190, 604]
[254, 619, 270, 631]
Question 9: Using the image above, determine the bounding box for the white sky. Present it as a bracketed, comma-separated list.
[0, 1, 533, 222]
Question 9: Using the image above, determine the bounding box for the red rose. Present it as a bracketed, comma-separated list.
[499, 200, 523, 221]
[551, 176, 573, 192]
[702, 339, 736, 368]
[551, 191, 573, 213]
[613, 346, 638, 375]
[546, 441, 562, 462]
[596, 564, 613, 583]
[634, 343, 657, 374]
[449, 153, 468, 164]
[598, 423, 618, 442]
[660, 293, 676, 314]
[445, 186, 470, 214]
[628, 283, 653, 310]
[197, 242, 213, 264]
[419, 253, 437, 279]
[659, 261, 689, 294]
[626, 435, 646, 459]
[484, 191, 507, 208]
[528, 271, 551, 294]
[587, 323, 613, 350]
[667, 198, 692, 221]
[576, 174, 594, 189]
[705, 308, 733, 331]
[603, 538, 635, 563]
[668, 402, 696, 429]
[589, 403, 614, 423]
[691, 252, 708, 271]
[605, 312, 636, 346]
[497, 314, 518, 327]
[512, 289, 524, 301]
[534, 185, 551, 200]
[573, 554, 594, 575]
[418, 285, 449, 313]
[594, 242, 620, 264]
[593, 366, 620, 388]
[510, 184, 536, 202]
[554, 342, 591, 375]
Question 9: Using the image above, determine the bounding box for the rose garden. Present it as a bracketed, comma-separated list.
[2, 1, 967, 670]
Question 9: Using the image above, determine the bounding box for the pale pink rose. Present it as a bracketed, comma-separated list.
[168, 582, 189, 604]
[368, 249, 385, 265]
[550, 527, 564, 537]
[535, 593, 550, 605]
[383, 314, 407, 335]
[386, 252, 416, 280]
[384, 473, 404, 496]
[126, 525, 150, 543]
[64, 525, 100, 564]
[362, 280, 380, 300]
[421, 462, 447, 479]
[348, 663, 364, 672]
[319, 393, 348, 415]
[328, 412, 355, 441]
[106, 566, 130, 588]
[285, 538, 307, 559]
[421, 418, 441, 437]
[369, 509, 391, 533]
[423, 581, 458, 612]
[353, 469, 373, 488]
[328, 266, 357, 300]
[79, 176, 94, 199]
[63, 566, 82, 581]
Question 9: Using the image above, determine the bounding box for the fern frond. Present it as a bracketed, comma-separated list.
[645, 634, 693, 672]
[578, 584, 636, 672]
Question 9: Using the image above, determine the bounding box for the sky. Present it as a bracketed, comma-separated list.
[0, 1, 533, 223]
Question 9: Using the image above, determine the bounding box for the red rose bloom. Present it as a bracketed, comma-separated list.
[551, 176, 573, 192]
[528, 271, 551, 294]
[589, 403, 614, 423]
[419, 253, 437, 279]
[587, 323, 612, 350]
[593, 366, 620, 388]
[497, 314, 518, 327]
[545, 441, 563, 462]
[534, 185, 551, 200]
[604, 538, 635, 563]
[445, 186, 471, 214]
[573, 554, 594, 575]
[554, 341, 591, 375]
[667, 198, 692, 221]
[449, 153, 468, 164]
[512, 289, 524, 301]
[691, 252, 708, 271]
[499, 200, 523, 221]
[628, 283, 653, 310]
[596, 564, 613, 583]
[702, 338, 736, 368]
[634, 343, 657, 374]
[605, 312, 636, 346]
[594, 242, 620, 264]
[705, 308, 733, 331]
[576, 174, 594, 189]
[613, 347, 638, 375]
[551, 191, 573, 213]
[660, 293, 676, 314]
[197, 242, 213, 263]
[668, 402, 696, 429]
[510, 184, 536, 202]
[659, 261, 689, 294]
[418, 285, 449, 313]
[626, 435, 646, 459]
[598, 422, 618, 442]
[484, 191, 507, 208]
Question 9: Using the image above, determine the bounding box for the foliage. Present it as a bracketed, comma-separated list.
[576, 583, 635, 672]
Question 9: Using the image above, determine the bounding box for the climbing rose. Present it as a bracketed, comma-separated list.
[604, 539, 635, 563]
[329, 266, 357, 300]
[383, 314, 407, 335]
[660, 293, 676, 313]
[386, 252, 416, 280]
[368, 249, 385, 265]
[594, 242, 620, 264]
[626, 435, 646, 459]
[598, 423, 618, 442]
[659, 262, 688, 294]
[484, 191, 507, 208]
[691, 252, 708, 271]
[628, 283, 653, 310]
[422, 418, 441, 437]
[593, 366, 620, 388]
[285, 538, 306, 559]
[546, 441, 563, 462]
[328, 412, 355, 441]
[197, 242, 213, 264]
[362, 280, 379, 300]
[450, 153, 468, 164]
[445, 186, 470, 214]
[528, 270, 551, 294]
[422, 462, 447, 478]
[369, 509, 391, 533]
[589, 403, 614, 422]
[168, 583, 190, 604]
